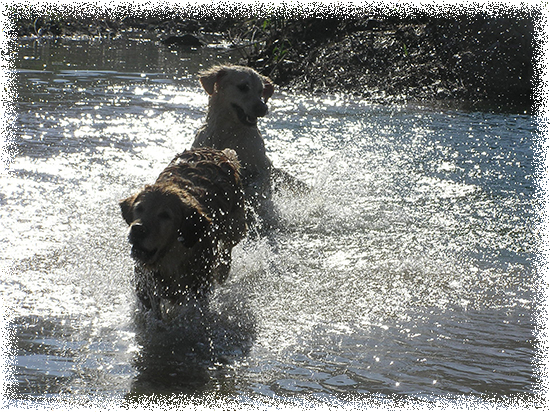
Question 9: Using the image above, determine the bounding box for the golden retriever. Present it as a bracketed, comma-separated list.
[192, 65, 308, 210]
[120, 148, 246, 313]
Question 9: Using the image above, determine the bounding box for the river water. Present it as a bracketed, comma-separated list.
[1, 32, 544, 409]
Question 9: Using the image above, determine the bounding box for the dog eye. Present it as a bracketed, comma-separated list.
[158, 211, 172, 220]
[237, 83, 250, 93]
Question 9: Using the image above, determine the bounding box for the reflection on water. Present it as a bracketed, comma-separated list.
[128, 289, 256, 398]
[1, 33, 542, 408]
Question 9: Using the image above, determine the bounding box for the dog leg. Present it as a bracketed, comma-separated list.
[214, 246, 232, 284]
[133, 265, 162, 317]
[271, 167, 310, 195]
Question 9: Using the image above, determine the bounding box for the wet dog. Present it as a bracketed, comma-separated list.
[120, 148, 246, 315]
[192, 65, 308, 211]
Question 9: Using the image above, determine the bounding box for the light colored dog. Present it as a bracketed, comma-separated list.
[192, 65, 307, 210]
[120, 148, 246, 314]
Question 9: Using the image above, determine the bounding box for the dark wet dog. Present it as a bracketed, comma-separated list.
[120, 148, 246, 315]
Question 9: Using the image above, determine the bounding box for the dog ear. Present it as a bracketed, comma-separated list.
[119, 194, 138, 225]
[199, 67, 227, 96]
[262, 76, 274, 101]
[178, 207, 211, 248]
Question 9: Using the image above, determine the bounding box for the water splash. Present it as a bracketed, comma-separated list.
[3, 35, 539, 403]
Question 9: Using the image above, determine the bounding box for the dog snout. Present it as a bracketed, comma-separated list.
[254, 100, 268, 118]
[129, 222, 147, 243]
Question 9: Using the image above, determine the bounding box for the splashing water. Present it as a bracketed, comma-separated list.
[1, 33, 541, 408]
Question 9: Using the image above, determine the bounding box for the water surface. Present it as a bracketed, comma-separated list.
[1, 33, 542, 408]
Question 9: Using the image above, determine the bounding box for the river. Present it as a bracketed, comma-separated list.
[1, 31, 542, 409]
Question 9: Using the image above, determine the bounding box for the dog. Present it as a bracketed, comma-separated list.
[192, 65, 308, 211]
[120, 148, 246, 314]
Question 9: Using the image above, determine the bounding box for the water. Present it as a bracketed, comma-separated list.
[1, 33, 543, 408]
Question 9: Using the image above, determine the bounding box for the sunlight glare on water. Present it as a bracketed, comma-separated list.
[1, 34, 540, 407]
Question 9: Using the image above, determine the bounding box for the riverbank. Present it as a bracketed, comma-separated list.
[8, 11, 537, 112]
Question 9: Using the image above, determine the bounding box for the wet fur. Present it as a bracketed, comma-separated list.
[120, 148, 246, 314]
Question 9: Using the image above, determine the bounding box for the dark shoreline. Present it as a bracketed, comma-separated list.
[8, 10, 538, 113]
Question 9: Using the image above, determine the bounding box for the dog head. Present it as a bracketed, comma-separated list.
[120, 185, 211, 266]
[199, 65, 274, 127]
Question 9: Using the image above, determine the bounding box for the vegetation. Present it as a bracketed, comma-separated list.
[5, 5, 538, 110]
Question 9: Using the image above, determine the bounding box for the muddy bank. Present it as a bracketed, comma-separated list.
[9, 11, 537, 112]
